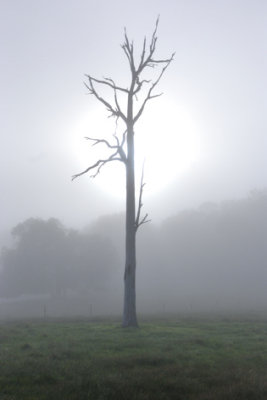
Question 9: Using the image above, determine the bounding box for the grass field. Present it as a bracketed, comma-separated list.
[0, 315, 266, 400]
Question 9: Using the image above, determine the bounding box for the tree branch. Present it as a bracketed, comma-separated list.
[121, 28, 136, 74]
[133, 78, 151, 96]
[139, 36, 147, 69]
[135, 165, 151, 231]
[72, 150, 124, 181]
[85, 75, 129, 93]
[84, 136, 116, 149]
[84, 76, 127, 122]
[133, 52, 175, 123]
[135, 16, 159, 75]
[113, 130, 127, 162]
[84, 129, 127, 163]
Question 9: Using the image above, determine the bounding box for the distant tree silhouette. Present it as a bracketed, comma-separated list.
[0, 218, 118, 298]
[72, 18, 174, 327]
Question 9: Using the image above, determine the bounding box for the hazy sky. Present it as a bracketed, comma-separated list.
[1, 0, 266, 230]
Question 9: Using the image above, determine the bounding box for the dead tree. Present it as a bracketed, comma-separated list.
[73, 18, 174, 327]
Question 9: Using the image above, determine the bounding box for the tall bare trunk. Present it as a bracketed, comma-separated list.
[123, 119, 138, 327]
[72, 19, 174, 328]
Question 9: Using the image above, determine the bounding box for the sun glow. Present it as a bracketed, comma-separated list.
[72, 99, 200, 198]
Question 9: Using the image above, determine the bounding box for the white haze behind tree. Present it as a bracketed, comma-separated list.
[0, 1, 266, 232]
[0, 190, 266, 318]
[0, 1, 266, 317]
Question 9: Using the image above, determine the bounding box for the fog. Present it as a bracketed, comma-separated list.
[0, 1, 266, 317]
[0, 190, 266, 318]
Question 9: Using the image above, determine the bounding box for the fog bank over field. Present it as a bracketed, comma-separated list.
[0, 190, 266, 318]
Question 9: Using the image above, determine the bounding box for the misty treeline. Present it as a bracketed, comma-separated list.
[0, 219, 118, 299]
[0, 189, 266, 314]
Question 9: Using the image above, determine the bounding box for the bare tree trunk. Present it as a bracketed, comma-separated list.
[72, 19, 174, 328]
[123, 122, 138, 327]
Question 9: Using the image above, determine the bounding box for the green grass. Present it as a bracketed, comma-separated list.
[0, 315, 267, 399]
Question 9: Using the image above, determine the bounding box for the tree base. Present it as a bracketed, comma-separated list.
[122, 321, 139, 328]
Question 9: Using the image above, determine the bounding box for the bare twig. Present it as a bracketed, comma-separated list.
[85, 137, 117, 149]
